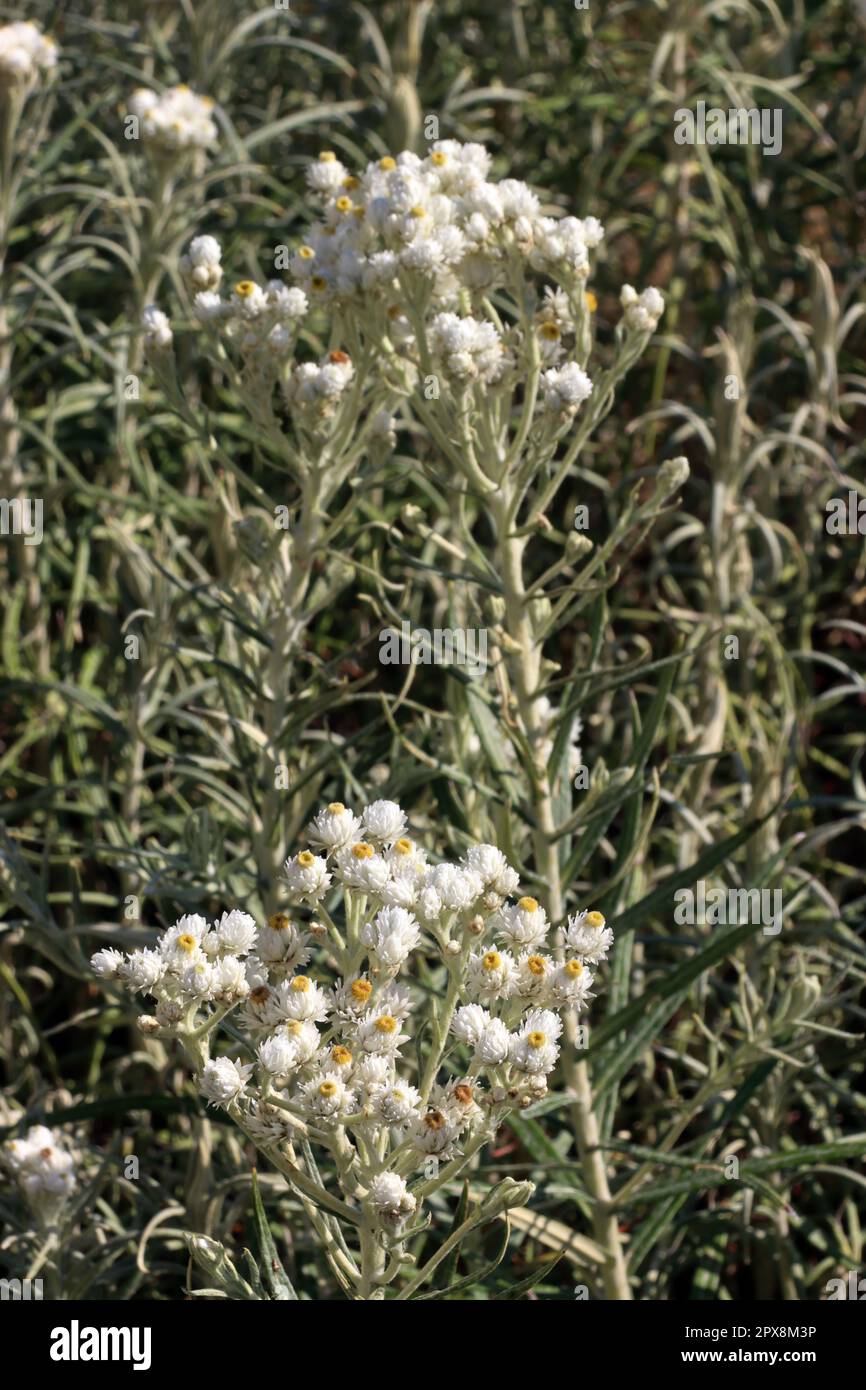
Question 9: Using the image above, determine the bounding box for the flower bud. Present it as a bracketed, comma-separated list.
[653, 456, 690, 501]
[480, 1177, 536, 1216]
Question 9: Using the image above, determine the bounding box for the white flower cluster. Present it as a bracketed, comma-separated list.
[0, 21, 57, 88]
[4, 1125, 76, 1218]
[91, 908, 260, 1027]
[620, 284, 665, 333]
[154, 142, 663, 429]
[292, 143, 603, 304]
[91, 799, 613, 1233]
[129, 84, 217, 154]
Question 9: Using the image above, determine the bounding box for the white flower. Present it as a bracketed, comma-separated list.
[369, 1171, 416, 1216]
[199, 1057, 252, 1107]
[467, 948, 517, 1003]
[180, 960, 216, 1000]
[464, 843, 511, 885]
[300, 1071, 353, 1119]
[119, 948, 164, 992]
[424, 862, 483, 912]
[355, 1010, 409, 1055]
[284, 850, 332, 902]
[270, 974, 330, 1024]
[415, 884, 444, 923]
[513, 949, 552, 999]
[434, 1077, 484, 1130]
[335, 842, 391, 892]
[361, 799, 407, 844]
[541, 362, 593, 414]
[410, 1109, 459, 1159]
[256, 914, 311, 968]
[546, 959, 595, 1010]
[215, 909, 258, 955]
[258, 1032, 302, 1075]
[563, 909, 614, 963]
[451, 1003, 490, 1046]
[212, 955, 250, 1002]
[307, 801, 361, 851]
[306, 151, 349, 194]
[475, 1017, 511, 1065]
[193, 291, 228, 322]
[142, 305, 172, 352]
[90, 947, 125, 978]
[353, 1054, 394, 1092]
[373, 1082, 422, 1126]
[509, 1010, 561, 1075]
[491, 896, 549, 948]
[361, 906, 421, 969]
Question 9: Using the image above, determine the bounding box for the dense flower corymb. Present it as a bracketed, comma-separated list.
[90, 798, 614, 1260]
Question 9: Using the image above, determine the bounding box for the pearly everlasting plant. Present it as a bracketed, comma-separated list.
[91, 798, 614, 1298]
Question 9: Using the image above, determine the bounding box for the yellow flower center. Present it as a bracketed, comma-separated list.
[327, 802, 346, 814]
[296, 851, 315, 868]
[291, 975, 310, 993]
[518, 896, 539, 914]
[311, 275, 327, 290]
[268, 913, 290, 931]
[585, 911, 606, 929]
[527, 1030, 547, 1049]
[540, 322, 561, 339]
[565, 959, 584, 978]
[409, 205, 427, 219]
[332, 1045, 352, 1065]
[482, 951, 502, 971]
[379, 156, 397, 171]
[526, 954, 546, 977]
[319, 1080, 338, 1096]
[351, 979, 373, 1002]
[585, 291, 598, 313]
[234, 280, 257, 298]
[342, 175, 359, 189]
[335, 195, 354, 213]
[387, 304, 403, 320]
[177, 934, 197, 954]
[430, 151, 448, 167]
[394, 837, 413, 855]
[287, 1020, 303, 1035]
[351, 842, 374, 859]
[319, 151, 337, 163]
[298, 245, 316, 260]
[375, 1014, 397, 1034]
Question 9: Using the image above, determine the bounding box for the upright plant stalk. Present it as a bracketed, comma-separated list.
[493, 489, 631, 1301]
